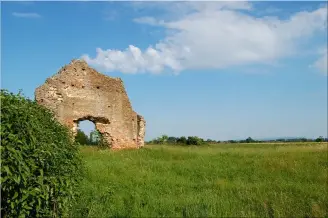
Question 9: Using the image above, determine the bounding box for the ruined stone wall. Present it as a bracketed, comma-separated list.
[35, 59, 145, 149]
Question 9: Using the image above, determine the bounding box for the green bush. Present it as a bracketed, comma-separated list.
[177, 136, 187, 145]
[315, 136, 324, 142]
[0, 90, 84, 217]
[186, 136, 204, 145]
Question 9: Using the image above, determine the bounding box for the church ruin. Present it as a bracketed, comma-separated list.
[35, 59, 145, 149]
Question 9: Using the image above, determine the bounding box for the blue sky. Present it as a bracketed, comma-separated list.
[2, 1, 327, 141]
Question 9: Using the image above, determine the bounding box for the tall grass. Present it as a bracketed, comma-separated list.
[70, 143, 327, 217]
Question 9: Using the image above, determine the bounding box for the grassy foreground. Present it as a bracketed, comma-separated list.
[70, 143, 327, 217]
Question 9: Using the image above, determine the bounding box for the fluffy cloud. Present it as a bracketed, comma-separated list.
[12, 12, 41, 18]
[82, 2, 327, 74]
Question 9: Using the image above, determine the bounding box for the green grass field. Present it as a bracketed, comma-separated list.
[70, 143, 328, 217]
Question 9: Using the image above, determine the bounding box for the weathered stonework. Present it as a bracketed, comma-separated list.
[35, 59, 145, 149]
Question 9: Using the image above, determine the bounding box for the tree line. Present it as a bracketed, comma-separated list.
[147, 135, 328, 145]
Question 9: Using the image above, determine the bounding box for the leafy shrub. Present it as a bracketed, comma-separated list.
[186, 136, 204, 145]
[1, 90, 84, 217]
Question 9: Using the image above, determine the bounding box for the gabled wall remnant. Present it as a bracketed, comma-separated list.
[35, 59, 145, 149]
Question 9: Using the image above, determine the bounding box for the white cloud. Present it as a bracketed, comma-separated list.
[12, 12, 41, 18]
[312, 48, 328, 76]
[82, 45, 184, 74]
[133, 17, 163, 26]
[82, 3, 327, 74]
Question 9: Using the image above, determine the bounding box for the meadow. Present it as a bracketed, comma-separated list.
[70, 143, 328, 217]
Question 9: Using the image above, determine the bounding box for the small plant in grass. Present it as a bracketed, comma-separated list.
[0, 89, 84, 217]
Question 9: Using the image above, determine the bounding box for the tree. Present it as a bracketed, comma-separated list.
[167, 137, 177, 144]
[206, 139, 216, 143]
[177, 136, 187, 144]
[89, 130, 101, 145]
[161, 135, 169, 143]
[187, 136, 203, 145]
[246, 137, 255, 143]
[156, 135, 169, 144]
[315, 136, 324, 142]
[300, 138, 308, 142]
[75, 129, 90, 145]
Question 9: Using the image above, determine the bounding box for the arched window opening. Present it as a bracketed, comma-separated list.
[75, 120, 100, 146]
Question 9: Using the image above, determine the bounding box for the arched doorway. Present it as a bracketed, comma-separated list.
[73, 116, 112, 147]
[75, 120, 97, 145]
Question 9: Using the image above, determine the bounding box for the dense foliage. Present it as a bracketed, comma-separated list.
[75, 129, 107, 149]
[315, 136, 325, 142]
[1, 90, 84, 217]
[75, 129, 90, 145]
[148, 135, 206, 145]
